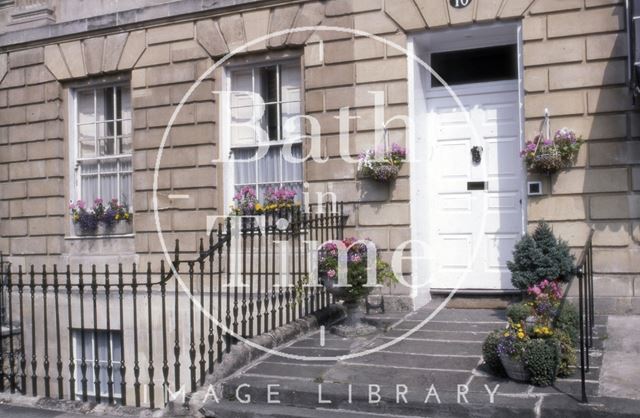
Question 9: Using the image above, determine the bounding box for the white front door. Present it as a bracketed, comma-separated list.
[424, 80, 524, 290]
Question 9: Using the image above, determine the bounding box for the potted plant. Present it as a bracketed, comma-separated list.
[357, 143, 406, 183]
[520, 128, 582, 175]
[497, 320, 530, 382]
[70, 198, 133, 236]
[317, 237, 396, 333]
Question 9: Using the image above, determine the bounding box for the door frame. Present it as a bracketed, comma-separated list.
[407, 22, 527, 304]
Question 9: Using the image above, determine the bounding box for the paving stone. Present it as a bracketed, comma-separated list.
[408, 308, 507, 322]
[352, 350, 480, 370]
[246, 361, 331, 379]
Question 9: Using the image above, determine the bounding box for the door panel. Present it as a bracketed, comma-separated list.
[426, 82, 523, 290]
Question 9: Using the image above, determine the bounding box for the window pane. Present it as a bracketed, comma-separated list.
[78, 124, 96, 158]
[257, 146, 279, 184]
[119, 160, 132, 204]
[260, 103, 279, 141]
[80, 171, 97, 205]
[233, 148, 256, 185]
[231, 69, 253, 107]
[280, 64, 301, 103]
[258, 66, 278, 103]
[283, 182, 303, 203]
[96, 86, 115, 122]
[430, 44, 517, 87]
[231, 106, 256, 145]
[281, 144, 303, 182]
[116, 120, 132, 144]
[119, 86, 131, 121]
[100, 174, 117, 202]
[281, 101, 301, 140]
[77, 90, 95, 124]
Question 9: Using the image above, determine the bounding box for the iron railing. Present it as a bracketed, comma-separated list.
[554, 227, 595, 403]
[0, 204, 346, 408]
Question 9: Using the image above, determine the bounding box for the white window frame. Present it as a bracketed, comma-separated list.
[68, 78, 133, 209]
[221, 59, 305, 212]
[71, 329, 123, 399]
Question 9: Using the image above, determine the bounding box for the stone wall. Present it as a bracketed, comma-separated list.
[0, 0, 638, 311]
[522, 0, 640, 313]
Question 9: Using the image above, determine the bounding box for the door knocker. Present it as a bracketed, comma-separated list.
[471, 146, 483, 164]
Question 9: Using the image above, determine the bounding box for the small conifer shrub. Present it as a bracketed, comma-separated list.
[507, 222, 574, 290]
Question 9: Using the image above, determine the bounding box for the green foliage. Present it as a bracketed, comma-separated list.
[532, 223, 574, 281]
[555, 330, 577, 378]
[507, 222, 575, 290]
[507, 303, 533, 323]
[482, 330, 505, 376]
[524, 338, 559, 386]
[555, 302, 579, 345]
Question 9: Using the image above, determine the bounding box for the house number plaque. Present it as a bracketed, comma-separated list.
[450, 0, 472, 8]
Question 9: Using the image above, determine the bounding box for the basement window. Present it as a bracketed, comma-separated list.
[431, 44, 518, 87]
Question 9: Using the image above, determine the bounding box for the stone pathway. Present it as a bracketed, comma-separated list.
[202, 303, 638, 417]
[599, 315, 640, 400]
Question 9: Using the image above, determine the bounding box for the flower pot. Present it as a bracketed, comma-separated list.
[499, 352, 530, 382]
[73, 222, 97, 236]
[319, 276, 354, 301]
[73, 221, 132, 236]
[100, 221, 133, 235]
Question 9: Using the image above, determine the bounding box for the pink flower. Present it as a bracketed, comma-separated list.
[327, 269, 336, 278]
[94, 198, 103, 205]
[77, 200, 86, 210]
[69, 202, 76, 210]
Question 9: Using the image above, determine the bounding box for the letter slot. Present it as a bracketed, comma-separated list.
[467, 181, 487, 191]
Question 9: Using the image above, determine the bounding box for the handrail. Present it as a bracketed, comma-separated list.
[553, 227, 595, 403]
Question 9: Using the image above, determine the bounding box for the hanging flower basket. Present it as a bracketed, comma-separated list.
[521, 127, 582, 175]
[357, 143, 406, 183]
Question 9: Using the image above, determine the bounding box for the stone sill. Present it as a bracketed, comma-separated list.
[64, 234, 135, 241]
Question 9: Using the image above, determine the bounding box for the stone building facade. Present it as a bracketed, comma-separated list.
[0, 0, 638, 312]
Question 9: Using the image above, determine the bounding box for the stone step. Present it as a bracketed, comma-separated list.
[205, 376, 541, 418]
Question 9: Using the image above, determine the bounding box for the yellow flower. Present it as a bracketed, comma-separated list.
[115, 214, 120, 220]
[124, 213, 129, 220]
[517, 332, 525, 339]
[255, 203, 263, 210]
